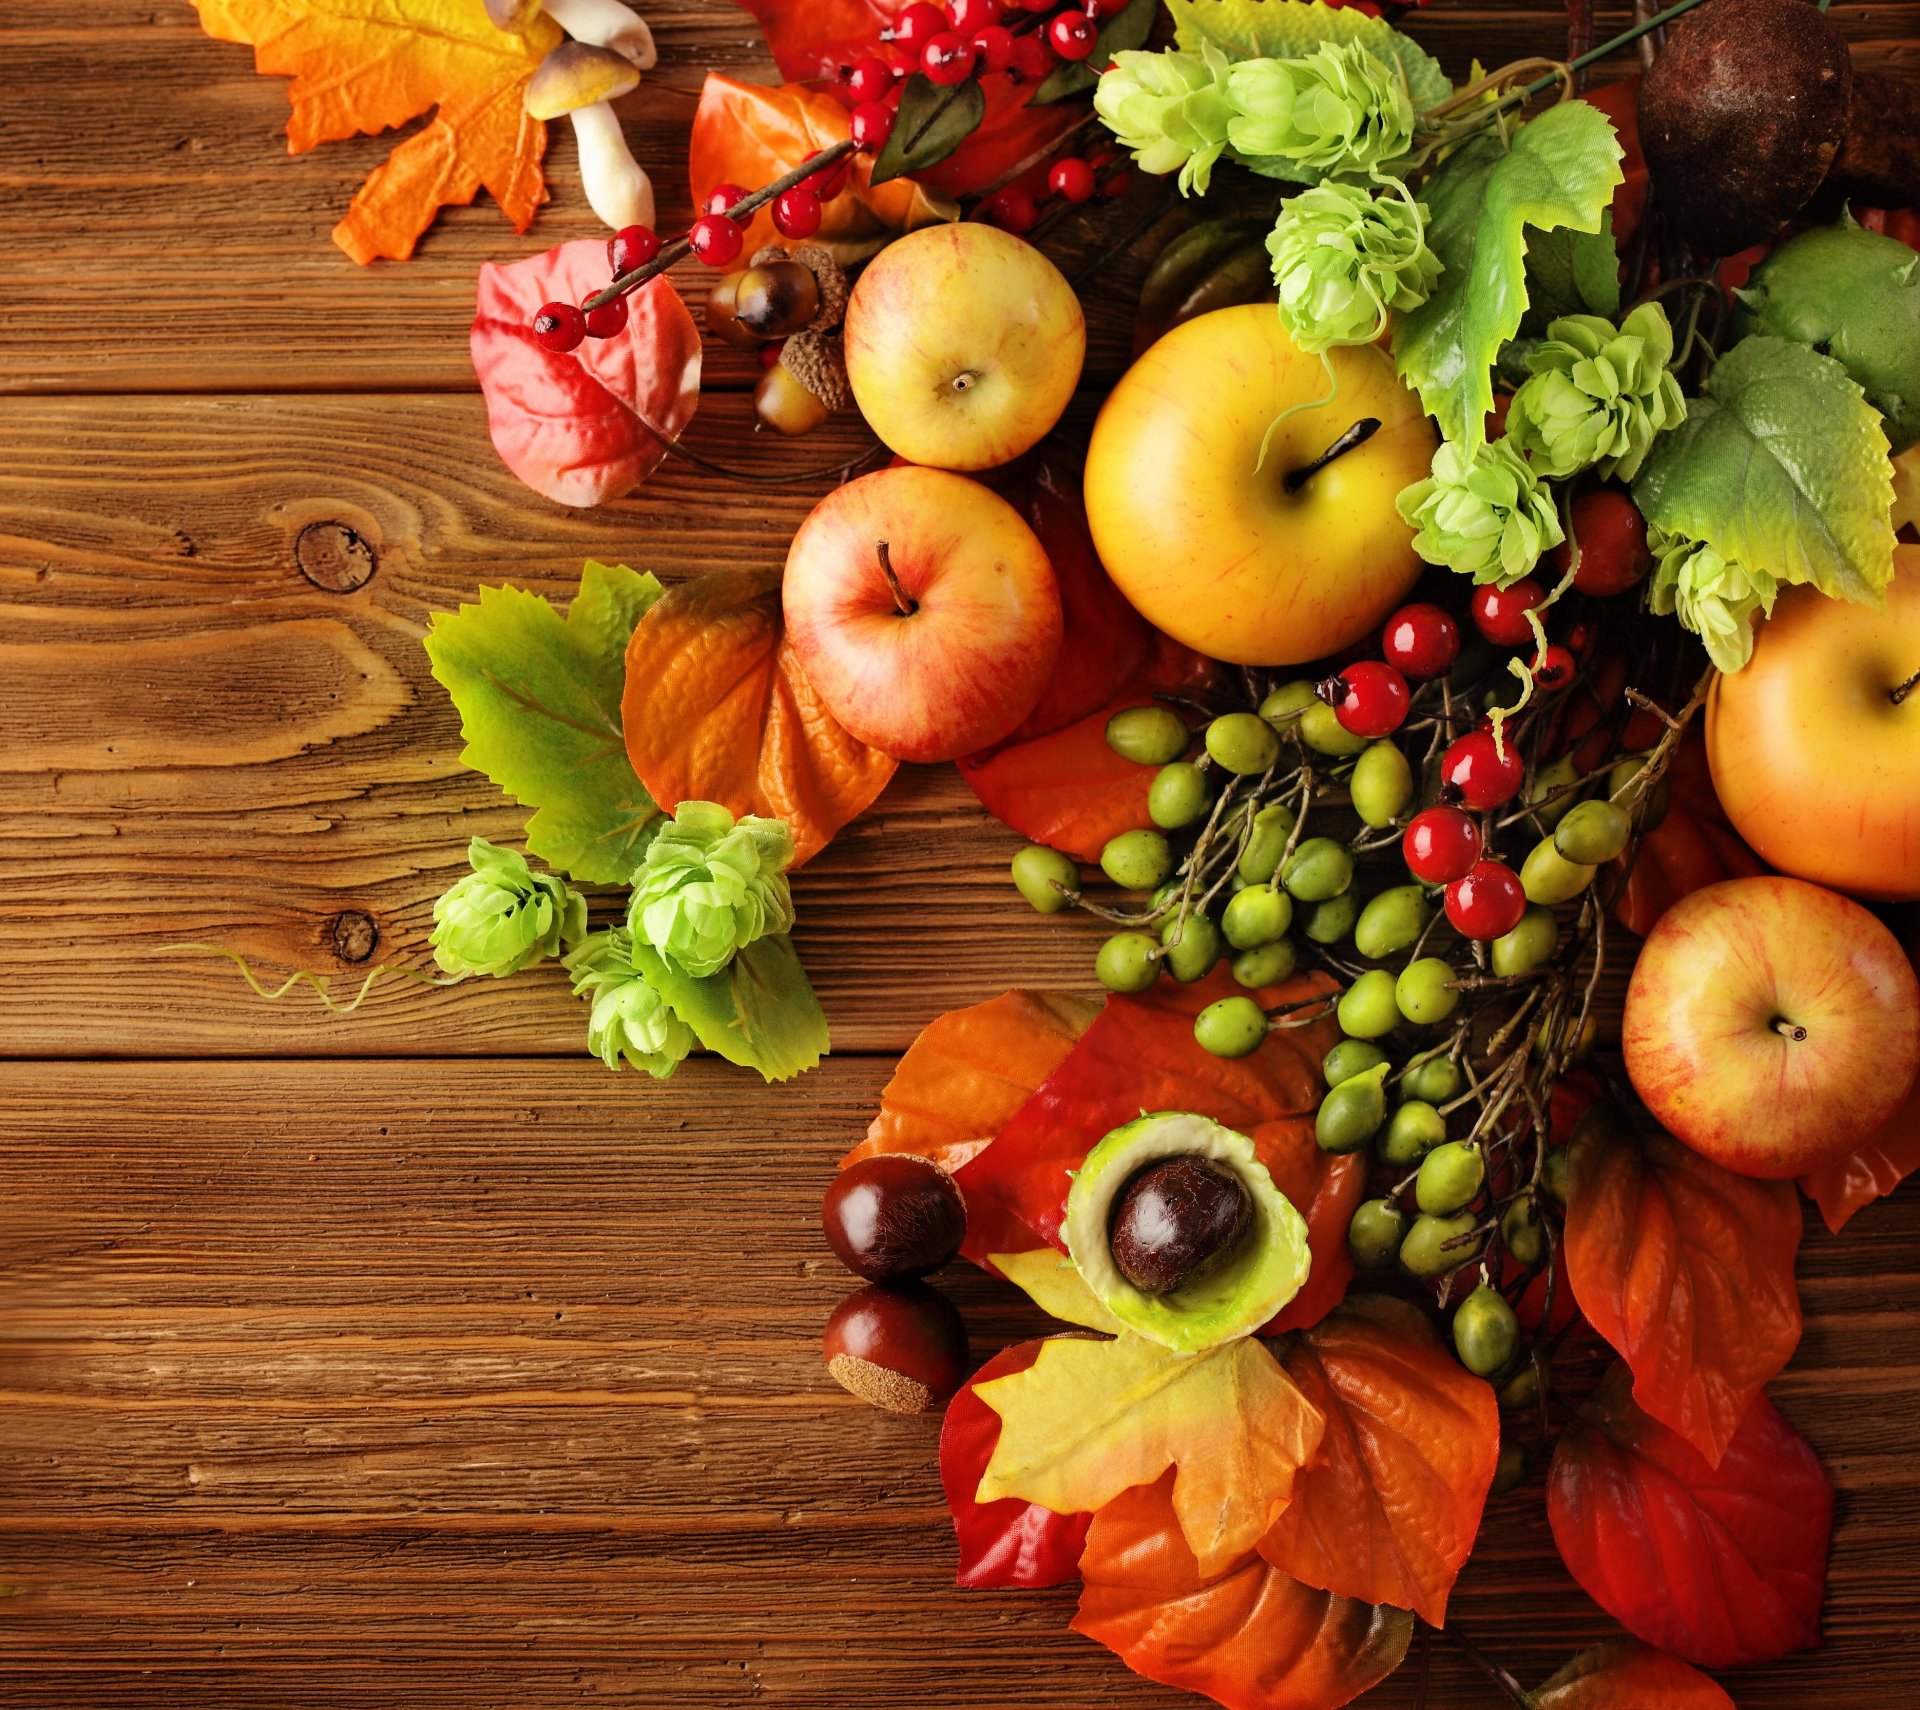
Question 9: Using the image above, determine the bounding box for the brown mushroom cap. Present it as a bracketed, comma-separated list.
[483, 0, 544, 34]
[524, 40, 641, 120]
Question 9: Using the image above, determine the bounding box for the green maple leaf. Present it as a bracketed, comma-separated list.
[631, 935, 829, 1083]
[1167, 0, 1451, 108]
[424, 560, 664, 885]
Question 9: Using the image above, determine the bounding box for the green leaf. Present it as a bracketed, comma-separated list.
[1168, 0, 1451, 109]
[869, 73, 987, 186]
[1521, 210, 1620, 333]
[1035, 0, 1158, 103]
[424, 561, 664, 886]
[631, 934, 828, 1083]
[1632, 335, 1896, 604]
[1391, 102, 1624, 448]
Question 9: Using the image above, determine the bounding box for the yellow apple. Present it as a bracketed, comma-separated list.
[842, 223, 1085, 472]
[1084, 305, 1437, 666]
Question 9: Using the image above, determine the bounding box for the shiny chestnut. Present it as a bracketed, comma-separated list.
[822, 1281, 968, 1415]
[822, 1154, 966, 1282]
[1108, 1156, 1251, 1295]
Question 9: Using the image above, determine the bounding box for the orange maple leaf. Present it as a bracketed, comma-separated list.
[191, 0, 560, 263]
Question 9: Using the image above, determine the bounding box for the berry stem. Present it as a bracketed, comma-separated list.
[1890, 667, 1920, 707]
[1284, 418, 1382, 494]
[875, 539, 917, 617]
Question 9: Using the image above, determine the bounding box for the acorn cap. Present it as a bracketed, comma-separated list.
[781, 328, 853, 412]
[524, 41, 640, 120]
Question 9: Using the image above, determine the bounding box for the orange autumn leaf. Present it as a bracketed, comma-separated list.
[191, 0, 558, 264]
[621, 567, 896, 868]
[1565, 1106, 1802, 1467]
[1261, 1294, 1500, 1627]
[1073, 1474, 1413, 1710]
[1614, 736, 1768, 939]
[1531, 1639, 1735, 1710]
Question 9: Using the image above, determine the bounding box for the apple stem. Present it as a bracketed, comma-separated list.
[1772, 1017, 1810, 1043]
[875, 539, 917, 618]
[1284, 418, 1382, 494]
[1891, 668, 1919, 707]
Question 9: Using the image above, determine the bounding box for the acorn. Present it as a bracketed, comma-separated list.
[756, 327, 852, 436]
[822, 1280, 968, 1415]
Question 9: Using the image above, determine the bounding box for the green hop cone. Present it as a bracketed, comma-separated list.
[430, 837, 586, 978]
[1094, 44, 1236, 196]
[1225, 43, 1417, 181]
[1646, 525, 1779, 673]
[564, 930, 694, 1079]
[1398, 438, 1565, 587]
[1505, 303, 1688, 482]
[1266, 180, 1442, 355]
[628, 800, 795, 979]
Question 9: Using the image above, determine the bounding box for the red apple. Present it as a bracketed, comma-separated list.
[783, 465, 1063, 764]
[1623, 875, 1920, 1178]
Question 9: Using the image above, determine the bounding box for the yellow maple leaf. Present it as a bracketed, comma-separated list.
[191, 0, 561, 263]
[975, 1333, 1326, 1578]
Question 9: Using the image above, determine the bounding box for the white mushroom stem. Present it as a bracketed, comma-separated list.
[569, 103, 656, 231]
[546, 0, 656, 67]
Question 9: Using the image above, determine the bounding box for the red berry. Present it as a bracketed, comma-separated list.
[1047, 156, 1097, 202]
[979, 186, 1039, 233]
[1008, 33, 1054, 81]
[702, 182, 747, 218]
[1445, 860, 1527, 941]
[582, 294, 629, 339]
[1403, 806, 1481, 884]
[843, 54, 894, 102]
[771, 186, 823, 239]
[1441, 728, 1526, 811]
[1100, 165, 1134, 198]
[1319, 660, 1410, 739]
[890, 1, 948, 51]
[851, 99, 897, 151]
[607, 224, 660, 277]
[1471, 577, 1547, 647]
[1048, 10, 1098, 58]
[1556, 488, 1653, 598]
[687, 213, 744, 266]
[971, 22, 1015, 72]
[1381, 602, 1461, 680]
[1531, 643, 1577, 690]
[1085, 0, 1129, 13]
[531, 300, 586, 354]
[946, 0, 1000, 30]
[921, 29, 977, 83]
[806, 156, 852, 200]
[1015, 0, 1052, 10]
[884, 77, 907, 108]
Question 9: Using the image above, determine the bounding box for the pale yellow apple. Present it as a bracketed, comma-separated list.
[842, 223, 1085, 472]
[1084, 305, 1438, 666]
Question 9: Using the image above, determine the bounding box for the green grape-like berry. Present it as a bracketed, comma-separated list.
[1451, 1284, 1520, 1377]
[1520, 836, 1596, 906]
[1223, 885, 1292, 949]
[1237, 802, 1298, 884]
[1316, 1061, 1390, 1153]
[1492, 1441, 1529, 1495]
[1011, 844, 1079, 915]
[1337, 968, 1400, 1039]
[1206, 710, 1282, 776]
[1350, 740, 1414, 829]
[1527, 751, 1581, 829]
[1541, 1145, 1573, 1207]
[1102, 828, 1175, 892]
[1501, 1192, 1547, 1267]
[1259, 680, 1319, 729]
[1149, 760, 1216, 830]
[1400, 1210, 1479, 1278]
[1097, 931, 1162, 994]
[1301, 890, 1358, 944]
[1554, 798, 1632, 865]
[1347, 1197, 1409, 1270]
[1232, 938, 1298, 987]
[1282, 836, 1354, 902]
[1161, 912, 1223, 982]
[1416, 1139, 1486, 1215]
[1195, 994, 1269, 1059]
[1608, 753, 1670, 827]
[1401, 1054, 1464, 1104]
[1354, 884, 1431, 960]
[1396, 956, 1460, 1026]
[1491, 905, 1559, 977]
[1300, 699, 1371, 756]
[1106, 703, 1189, 766]
[1323, 1038, 1389, 1087]
[1379, 1098, 1447, 1165]
[1499, 1355, 1549, 1411]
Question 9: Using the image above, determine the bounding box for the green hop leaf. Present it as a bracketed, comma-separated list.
[1266, 177, 1441, 353]
[1225, 42, 1416, 181]
[1398, 438, 1565, 587]
[1646, 525, 1779, 674]
[631, 935, 829, 1084]
[1505, 302, 1688, 481]
[628, 800, 795, 980]
[430, 838, 586, 979]
[1094, 44, 1237, 195]
[1392, 103, 1625, 448]
[1521, 212, 1621, 333]
[1167, 0, 1451, 109]
[424, 560, 664, 886]
[563, 929, 694, 1079]
[1633, 334, 1897, 606]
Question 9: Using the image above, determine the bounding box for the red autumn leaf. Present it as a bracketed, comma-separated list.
[1260, 1294, 1499, 1627]
[1565, 1106, 1801, 1467]
[1580, 80, 1647, 248]
[620, 567, 896, 866]
[1072, 1473, 1413, 1710]
[1860, 206, 1920, 252]
[1615, 736, 1768, 939]
[1254, 1119, 1365, 1338]
[1548, 1362, 1832, 1669]
[940, 1339, 1091, 1590]
[472, 243, 703, 508]
[1531, 1639, 1735, 1710]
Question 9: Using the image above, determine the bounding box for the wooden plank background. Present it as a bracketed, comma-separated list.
[2, 2, 1917, 1704]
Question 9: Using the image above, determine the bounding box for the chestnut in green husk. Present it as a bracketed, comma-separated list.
[822, 1155, 965, 1283]
[822, 1281, 967, 1415]
[1108, 1156, 1253, 1296]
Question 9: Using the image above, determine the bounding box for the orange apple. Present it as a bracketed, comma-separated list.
[782, 465, 1062, 764]
[1623, 875, 1920, 1177]
[1707, 545, 1920, 901]
[842, 224, 1085, 472]
[1083, 304, 1437, 667]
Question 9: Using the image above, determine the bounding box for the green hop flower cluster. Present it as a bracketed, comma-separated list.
[1094, 44, 1236, 196]
[1504, 303, 1688, 481]
[1225, 43, 1416, 181]
[430, 838, 586, 979]
[564, 930, 694, 1079]
[1398, 439, 1566, 587]
[628, 800, 795, 980]
[1646, 525, 1778, 673]
[1266, 180, 1441, 353]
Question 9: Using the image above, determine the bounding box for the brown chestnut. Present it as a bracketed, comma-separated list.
[1108, 1156, 1251, 1296]
[822, 1281, 968, 1415]
[822, 1154, 965, 1282]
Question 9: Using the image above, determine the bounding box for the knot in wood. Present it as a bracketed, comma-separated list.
[327, 909, 380, 964]
[295, 521, 377, 593]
